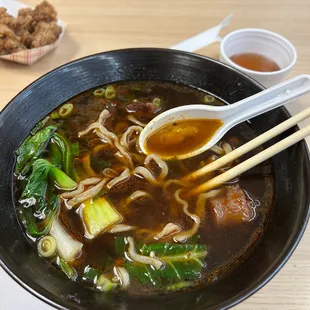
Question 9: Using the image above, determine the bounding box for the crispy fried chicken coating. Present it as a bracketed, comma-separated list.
[0, 8, 15, 28]
[0, 2, 61, 55]
[32, 1, 57, 24]
[14, 8, 34, 33]
[31, 21, 61, 48]
[0, 23, 26, 55]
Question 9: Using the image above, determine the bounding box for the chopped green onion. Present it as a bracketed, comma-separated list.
[165, 281, 194, 291]
[51, 111, 60, 120]
[94, 88, 105, 97]
[59, 103, 74, 118]
[96, 274, 117, 292]
[105, 85, 116, 99]
[37, 235, 57, 258]
[203, 95, 215, 104]
[152, 97, 161, 107]
[58, 257, 78, 280]
[131, 84, 141, 91]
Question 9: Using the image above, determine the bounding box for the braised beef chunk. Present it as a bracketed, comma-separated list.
[125, 99, 161, 120]
[209, 185, 254, 223]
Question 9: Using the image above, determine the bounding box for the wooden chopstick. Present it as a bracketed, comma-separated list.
[182, 106, 310, 183]
[184, 113, 310, 198]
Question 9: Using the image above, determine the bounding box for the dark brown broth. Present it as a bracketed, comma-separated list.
[15, 81, 274, 295]
[145, 118, 223, 157]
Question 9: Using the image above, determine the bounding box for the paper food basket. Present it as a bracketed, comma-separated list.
[0, 0, 66, 65]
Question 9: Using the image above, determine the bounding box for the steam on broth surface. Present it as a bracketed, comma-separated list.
[14, 81, 274, 295]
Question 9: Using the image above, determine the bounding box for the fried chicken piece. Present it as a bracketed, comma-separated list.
[33, 1, 57, 24]
[0, 23, 26, 55]
[4, 36, 26, 53]
[31, 21, 61, 48]
[0, 8, 15, 28]
[0, 23, 15, 37]
[20, 30, 33, 48]
[0, 1, 61, 54]
[0, 38, 6, 55]
[13, 8, 34, 34]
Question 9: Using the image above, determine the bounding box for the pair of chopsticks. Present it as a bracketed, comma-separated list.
[182, 106, 310, 198]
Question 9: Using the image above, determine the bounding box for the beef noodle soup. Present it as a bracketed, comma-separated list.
[14, 81, 274, 295]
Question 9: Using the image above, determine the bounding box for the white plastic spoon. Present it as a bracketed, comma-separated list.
[139, 74, 310, 160]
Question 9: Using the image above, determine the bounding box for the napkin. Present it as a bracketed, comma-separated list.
[170, 14, 232, 52]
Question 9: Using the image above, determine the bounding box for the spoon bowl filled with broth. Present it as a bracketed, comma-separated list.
[139, 75, 310, 160]
[0, 49, 309, 310]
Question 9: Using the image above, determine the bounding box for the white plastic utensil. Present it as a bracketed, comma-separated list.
[139, 74, 310, 160]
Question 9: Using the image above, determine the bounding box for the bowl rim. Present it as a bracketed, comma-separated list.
[220, 28, 298, 76]
[0, 47, 309, 310]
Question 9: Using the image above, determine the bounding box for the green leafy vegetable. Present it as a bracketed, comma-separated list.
[58, 258, 77, 280]
[115, 236, 126, 257]
[22, 159, 51, 205]
[51, 133, 74, 178]
[50, 166, 77, 190]
[71, 142, 80, 157]
[23, 159, 76, 196]
[15, 125, 57, 175]
[49, 141, 63, 169]
[82, 266, 100, 283]
[30, 116, 50, 135]
[124, 242, 207, 287]
[21, 194, 59, 237]
[20, 159, 76, 237]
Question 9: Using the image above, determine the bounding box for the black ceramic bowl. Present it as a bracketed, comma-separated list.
[0, 48, 309, 310]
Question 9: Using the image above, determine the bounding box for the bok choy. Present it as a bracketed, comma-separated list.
[15, 125, 57, 175]
[116, 238, 207, 287]
[20, 159, 76, 237]
[81, 197, 122, 238]
[50, 219, 83, 262]
[50, 133, 75, 178]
